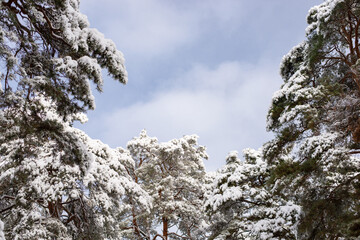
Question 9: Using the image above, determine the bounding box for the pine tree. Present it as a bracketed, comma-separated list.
[0, 97, 153, 239]
[122, 130, 209, 240]
[205, 150, 301, 240]
[265, 0, 360, 238]
[0, 0, 135, 238]
[205, 1, 360, 239]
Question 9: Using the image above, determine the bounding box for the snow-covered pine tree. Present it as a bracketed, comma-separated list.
[265, 0, 360, 238]
[122, 130, 209, 240]
[1, 98, 150, 239]
[0, 0, 140, 238]
[205, 150, 301, 240]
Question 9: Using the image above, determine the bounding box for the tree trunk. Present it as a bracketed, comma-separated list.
[162, 216, 168, 240]
[132, 205, 141, 239]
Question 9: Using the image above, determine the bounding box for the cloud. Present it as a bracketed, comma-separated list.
[80, 0, 244, 58]
[92, 60, 282, 171]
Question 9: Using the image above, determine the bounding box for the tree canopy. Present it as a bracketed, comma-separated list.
[2, 0, 360, 239]
[265, 0, 360, 238]
[206, 0, 360, 239]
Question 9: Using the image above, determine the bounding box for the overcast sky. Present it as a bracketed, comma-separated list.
[77, 0, 323, 171]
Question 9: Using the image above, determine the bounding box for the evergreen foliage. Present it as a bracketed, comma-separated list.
[2, 0, 360, 239]
[205, 150, 301, 240]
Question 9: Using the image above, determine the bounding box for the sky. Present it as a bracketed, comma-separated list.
[77, 0, 323, 171]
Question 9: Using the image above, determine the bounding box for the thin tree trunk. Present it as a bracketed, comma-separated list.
[132, 204, 141, 239]
[162, 216, 168, 240]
